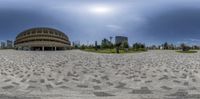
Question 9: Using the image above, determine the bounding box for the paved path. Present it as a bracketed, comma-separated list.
[0, 50, 199, 99]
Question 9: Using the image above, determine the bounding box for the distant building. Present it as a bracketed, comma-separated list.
[72, 41, 80, 48]
[1, 42, 6, 49]
[115, 36, 128, 44]
[95, 41, 98, 47]
[14, 27, 71, 51]
[7, 40, 13, 49]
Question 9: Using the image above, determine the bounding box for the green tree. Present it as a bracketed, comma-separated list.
[132, 43, 139, 50]
[80, 44, 86, 50]
[180, 43, 190, 51]
[132, 43, 145, 51]
[115, 43, 122, 53]
[192, 45, 199, 50]
[123, 41, 129, 48]
[101, 38, 111, 49]
[163, 42, 169, 49]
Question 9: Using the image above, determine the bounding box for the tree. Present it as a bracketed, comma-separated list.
[192, 45, 199, 50]
[140, 43, 145, 49]
[88, 44, 94, 49]
[80, 44, 86, 50]
[133, 43, 140, 50]
[95, 41, 98, 50]
[180, 43, 190, 51]
[123, 41, 129, 52]
[115, 43, 122, 53]
[171, 44, 175, 50]
[101, 38, 111, 49]
[163, 42, 169, 49]
[123, 41, 129, 48]
[74, 45, 79, 49]
[132, 43, 145, 51]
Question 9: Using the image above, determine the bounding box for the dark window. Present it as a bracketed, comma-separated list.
[37, 30, 42, 33]
[44, 29, 48, 33]
[50, 31, 53, 34]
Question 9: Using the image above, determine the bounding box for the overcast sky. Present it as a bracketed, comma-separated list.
[1, 0, 200, 45]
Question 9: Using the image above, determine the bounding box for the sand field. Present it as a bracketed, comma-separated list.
[0, 50, 199, 99]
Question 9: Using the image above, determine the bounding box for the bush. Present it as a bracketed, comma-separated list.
[132, 43, 145, 51]
[80, 45, 86, 50]
[180, 43, 190, 51]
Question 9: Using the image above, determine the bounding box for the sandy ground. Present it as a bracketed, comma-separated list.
[0, 50, 200, 99]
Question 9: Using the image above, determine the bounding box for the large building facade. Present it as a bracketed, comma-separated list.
[14, 27, 71, 51]
[115, 36, 128, 44]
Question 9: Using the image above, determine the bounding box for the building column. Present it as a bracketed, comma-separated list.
[42, 46, 44, 51]
[55, 47, 57, 51]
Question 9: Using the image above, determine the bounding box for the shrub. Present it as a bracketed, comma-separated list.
[180, 43, 190, 51]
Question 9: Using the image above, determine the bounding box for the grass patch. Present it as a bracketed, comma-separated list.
[82, 48, 146, 54]
[176, 50, 197, 53]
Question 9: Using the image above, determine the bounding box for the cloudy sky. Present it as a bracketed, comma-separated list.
[0, 0, 200, 45]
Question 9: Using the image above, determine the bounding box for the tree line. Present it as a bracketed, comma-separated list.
[148, 42, 199, 51]
[73, 38, 199, 52]
[74, 38, 146, 53]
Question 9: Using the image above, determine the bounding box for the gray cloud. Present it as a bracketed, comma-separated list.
[1, 0, 200, 45]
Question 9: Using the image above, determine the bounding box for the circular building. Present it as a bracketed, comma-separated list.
[14, 27, 71, 51]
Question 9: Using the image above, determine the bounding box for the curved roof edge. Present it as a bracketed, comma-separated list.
[16, 27, 69, 39]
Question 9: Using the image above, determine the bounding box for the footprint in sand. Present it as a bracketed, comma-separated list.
[2, 85, 15, 90]
[93, 92, 115, 97]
